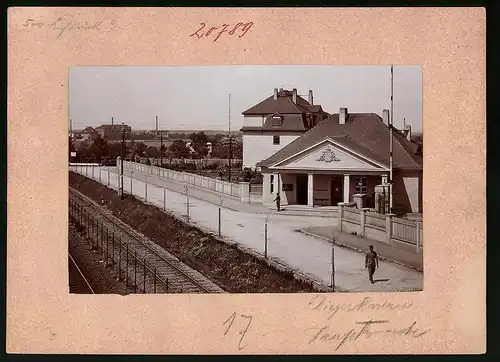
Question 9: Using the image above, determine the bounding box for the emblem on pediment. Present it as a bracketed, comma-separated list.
[317, 148, 341, 163]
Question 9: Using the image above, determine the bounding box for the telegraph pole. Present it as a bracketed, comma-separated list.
[389, 65, 394, 213]
[160, 132, 163, 168]
[155, 116, 159, 137]
[228, 93, 232, 183]
[120, 125, 125, 200]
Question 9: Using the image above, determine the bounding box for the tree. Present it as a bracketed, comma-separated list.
[187, 131, 209, 158]
[169, 139, 190, 159]
[132, 142, 148, 158]
[88, 134, 109, 163]
[145, 146, 161, 158]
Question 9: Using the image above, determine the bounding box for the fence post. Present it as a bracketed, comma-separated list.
[166, 277, 169, 293]
[337, 203, 344, 232]
[107, 170, 110, 186]
[218, 207, 221, 236]
[118, 239, 122, 279]
[360, 209, 366, 238]
[154, 268, 157, 293]
[163, 189, 166, 211]
[106, 229, 109, 266]
[145, 182, 147, 202]
[416, 221, 421, 253]
[112, 234, 115, 268]
[126, 244, 129, 285]
[386, 214, 394, 244]
[143, 260, 146, 293]
[264, 223, 268, 259]
[134, 251, 137, 293]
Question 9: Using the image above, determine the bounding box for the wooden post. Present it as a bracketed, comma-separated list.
[218, 207, 221, 236]
[143, 260, 146, 293]
[416, 222, 421, 253]
[126, 244, 129, 285]
[154, 268, 157, 293]
[134, 251, 137, 293]
[264, 222, 268, 259]
[145, 182, 147, 201]
[163, 189, 166, 211]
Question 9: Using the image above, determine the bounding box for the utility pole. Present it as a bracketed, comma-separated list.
[389, 65, 394, 213]
[112, 117, 114, 126]
[155, 116, 158, 137]
[228, 93, 232, 183]
[160, 132, 163, 168]
[120, 125, 125, 200]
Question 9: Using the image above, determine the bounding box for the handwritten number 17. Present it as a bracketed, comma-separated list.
[223, 312, 253, 350]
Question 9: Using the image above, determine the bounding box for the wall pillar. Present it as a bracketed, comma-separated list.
[343, 174, 350, 203]
[307, 173, 314, 207]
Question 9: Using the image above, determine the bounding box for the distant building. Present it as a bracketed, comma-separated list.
[95, 124, 132, 140]
[240, 88, 329, 169]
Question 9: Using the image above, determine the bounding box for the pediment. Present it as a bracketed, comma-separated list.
[270, 139, 386, 171]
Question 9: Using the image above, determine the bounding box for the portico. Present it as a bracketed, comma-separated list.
[260, 137, 391, 209]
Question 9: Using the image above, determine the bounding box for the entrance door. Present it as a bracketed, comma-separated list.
[296, 174, 308, 205]
[331, 177, 343, 205]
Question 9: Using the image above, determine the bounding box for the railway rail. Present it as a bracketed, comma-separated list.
[68, 253, 95, 294]
[69, 187, 225, 294]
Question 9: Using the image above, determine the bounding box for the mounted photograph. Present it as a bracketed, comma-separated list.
[68, 65, 423, 295]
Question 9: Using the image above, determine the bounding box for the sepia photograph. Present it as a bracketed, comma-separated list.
[68, 65, 423, 294]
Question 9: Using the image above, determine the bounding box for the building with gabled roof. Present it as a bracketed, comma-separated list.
[256, 107, 422, 215]
[240, 88, 328, 168]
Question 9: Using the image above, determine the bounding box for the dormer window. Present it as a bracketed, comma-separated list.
[271, 113, 282, 127]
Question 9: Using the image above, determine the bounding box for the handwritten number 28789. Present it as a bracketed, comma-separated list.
[223, 312, 253, 350]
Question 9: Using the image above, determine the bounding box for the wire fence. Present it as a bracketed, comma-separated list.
[69, 197, 172, 294]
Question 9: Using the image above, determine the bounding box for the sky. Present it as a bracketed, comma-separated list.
[69, 65, 422, 133]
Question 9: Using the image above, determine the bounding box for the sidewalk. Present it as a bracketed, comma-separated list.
[301, 226, 423, 272]
[124, 168, 336, 218]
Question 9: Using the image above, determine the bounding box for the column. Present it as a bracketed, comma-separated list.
[307, 173, 314, 207]
[343, 174, 350, 203]
[382, 174, 388, 184]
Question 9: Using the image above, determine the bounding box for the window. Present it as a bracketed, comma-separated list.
[271, 113, 282, 127]
[270, 175, 274, 193]
[273, 135, 280, 145]
[355, 177, 367, 194]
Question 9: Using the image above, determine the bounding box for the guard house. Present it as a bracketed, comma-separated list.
[257, 108, 423, 215]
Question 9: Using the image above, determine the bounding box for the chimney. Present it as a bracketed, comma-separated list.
[339, 107, 348, 125]
[273, 88, 278, 100]
[308, 90, 313, 105]
[405, 124, 412, 141]
[292, 88, 297, 104]
[382, 109, 390, 127]
[279, 87, 283, 91]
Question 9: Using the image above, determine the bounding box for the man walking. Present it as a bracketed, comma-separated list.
[365, 245, 379, 283]
[273, 193, 281, 212]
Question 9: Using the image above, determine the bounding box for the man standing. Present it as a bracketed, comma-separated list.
[365, 245, 379, 283]
[273, 193, 281, 212]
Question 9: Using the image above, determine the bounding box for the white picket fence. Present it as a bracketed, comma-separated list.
[120, 159, 265, 203]
[338, 204, 423, 251]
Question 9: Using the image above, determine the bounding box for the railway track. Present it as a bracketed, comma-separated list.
[69, 187, 225, 294]
[68, 253, 95, 294]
